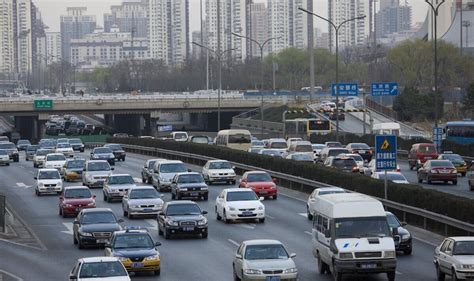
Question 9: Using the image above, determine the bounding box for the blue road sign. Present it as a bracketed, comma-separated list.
[371, 83, 398, 96]
[331, 83, 358, 96]
[432, 126, 443, 150]
[375, 135, 397, 170]
[158, 125, 173, 132]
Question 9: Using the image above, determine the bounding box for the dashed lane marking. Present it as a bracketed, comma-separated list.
[235, 224, 255, 230]
[304, 231, 312, 236]
[266, 214, 275, 219]
[227, 239, 240, 247]
[15, 182, 31, 189]
[133, 177, 143, 183]
[145, 219, 158, 230]
[0, 269, 24, 281]
[298, 213, 307, 218]
[61, 222, 73, 235]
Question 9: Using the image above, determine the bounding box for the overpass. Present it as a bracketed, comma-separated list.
[0, 93, 283, 139]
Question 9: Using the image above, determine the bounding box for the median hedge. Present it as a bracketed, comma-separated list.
[109, 137, 474, 224]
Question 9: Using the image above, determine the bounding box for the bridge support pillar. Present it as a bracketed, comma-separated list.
[113, 114, 141, 136]
[14, 116, 38, 141]
[143, 114, 151, 136]
[104, 114, 114, 127]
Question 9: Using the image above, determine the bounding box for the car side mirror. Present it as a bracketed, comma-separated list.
[401, 222, 407, 227]
[117, 219, 124, 223]
[69, 275, 78, 280]
[259, 197, 264, 201]
[445, 250, 452, 256]
[155, 242, 162, 247]
[324, 229, 331, 238]
[202, 211, 208, 215]
[235, 254, 243, 259]
[92, 195, 96, 199]
[59, 196, 64, 200]
[290, 253, 296, 258]
[34, 176, 37, 180]
[392, 227, 399, 236]
[73, 220, 80, 225]
[111, 167, 114, 171]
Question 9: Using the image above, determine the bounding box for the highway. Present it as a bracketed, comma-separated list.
[0, 150, 440, 281]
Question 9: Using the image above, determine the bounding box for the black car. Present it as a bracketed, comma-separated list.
[73, 208, 123, 249]
[25, 144, 39, 161]
[171, 172, 209, 201]
[346, 142, 373, 161]
[387, 211, 412, 255]
[69, 138, 85, 152]
[16, 139, 31, 150]
[104, 144, 126, 161]
[90, 147, 115, 165]
[157, 201, 208, 239]
[46, 125, 60, 136]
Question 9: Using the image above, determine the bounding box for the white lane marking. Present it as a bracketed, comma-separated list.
[236, 224, 255, 230]
[16, 182, 32, 189]
[396, 271, 403, 275]
[0, 269, 24, 281]
[266, 214, 275, 219]
[279, 192, 306, 203]
[228, 239, 240, 247]
[145, 219, 158, 230]
[304, 231, 312, 236]
[61, 222, 74, 235]
[298, 213, 307, 218]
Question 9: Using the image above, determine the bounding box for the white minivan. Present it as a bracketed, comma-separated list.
[311, 193, 397, 281]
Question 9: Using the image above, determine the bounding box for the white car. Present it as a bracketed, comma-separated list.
[306, 186, 345, 220]
[35, 168, 63, 196]
[152, 160, 188, 191]
[44, 153, 67, 169]
[202, 160, 236, 185]
[232, 240, 298, 281]
[56, 143, 74, 157]
[102, 174, 136, 202]
[339, 153, 365, 172]
[312, 144, 326, 159]
[33, 149, 55, 168]
[69, 257, 131, 281]
[286, 137, 303, 148]
[0, 149, 10, 165]
[215, 188, 265, 223]
[122, 186, 164, 219]
[434, 237, 474, 281]
[372, 171, 410, 184]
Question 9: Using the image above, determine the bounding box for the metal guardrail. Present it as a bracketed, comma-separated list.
[103, 142, 473, 236]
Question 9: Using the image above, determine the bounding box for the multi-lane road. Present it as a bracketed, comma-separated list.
[0, 150, 443, 281]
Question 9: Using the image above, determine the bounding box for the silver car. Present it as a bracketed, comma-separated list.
[0, 149, 10, 165]
[434, 236, 474, 281]
[122, 186, 164, 219]
[82, 160, 114, 188]
[233, 240, 298, 281]
[102, 174, 136, 202]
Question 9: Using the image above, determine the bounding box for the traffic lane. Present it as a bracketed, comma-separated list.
[398, 160, 473, 199]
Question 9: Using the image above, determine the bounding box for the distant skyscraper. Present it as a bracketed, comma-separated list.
[60, 7, 96, 62]
[192, 30, 202, 59]
[267, 0, 290, 53]
[328, 0, 369, 50]
[0, 0, 17, 75]
[104, 0, 148, 38]
[376, 1, 412, 39]
[46, 32, 62, 65]
[249, 2, 269, 57]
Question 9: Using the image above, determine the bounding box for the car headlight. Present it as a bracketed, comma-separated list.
[131, 205, 140, 209]
[459, 264, 474, 269]
[145, 254, 160, 261]
[57, 182, 62, 187]
[165, 218, 178, 226]
[401, 233, 411, 241]
[38, 182, 44, 187]
[244, 269, 262, 275]
[384, 251, 396, 258]
[179, 187, 188, 191]
[258, 205, 264, 210]
[230, 172, 236, 176]
[118, 257, 129, 262]
[211, 172, 218, 176]
[284, 267, 298, 274]
[228, 206, 236, 211]
[339, 253, 353, 259]
[197, 218, 207, 226]
[78, 230, 92, 237]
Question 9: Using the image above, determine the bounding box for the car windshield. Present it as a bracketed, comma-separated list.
[270, 142, 287, 149]
[95, 148, 112, 154]
[129, 189, 160, 199]
[27, 145, 39, 152]
[57, 143, 71, 148]
[81, 212, 116, 224]
[178, 174, 204, 184]
[348, 155, 364, 162]
[261, 150, 280, 156]
[174, 133, 187, 139]
[430, 161, 454, 168]
[38, 171, 60, 179]
[160, 163, 187, 173]
[418, 145, 436, 154]
[292, 154, 313, 161]
[244, 244, 289, 260]
[209, 161, 233, 169]
[107, 144, 122, 150]
[108, 176, 134, 185]
[350, 143, 370, 149]
[295, 144, 313, 152]
[69, 139, 82, 144]
[378, 173, 407, 181]
[326, 142, 342, 148]
[37, 149, 54, 156]
[249, 148, 263, 154]
[334, 217, 391, 238]
[0, 150, 7, 155]
[46, 154, 66, 161]
[79, 262, 127, 278]
[113, 234, 154, 249]
[247, 173, 272, 182]
[318, 190, 345, 195]
[386, 213, 401, 228]
[147, 160, 157, 169]
[67, 160, 85, 168]
[313, 144, 326, 150]
[252, 140, 264, 146]
[328, 149, 350, 157]
[18, 140, 30, 145]
[227, 191, 258, 201]
[332, 159, 356, 169]
[453, 241, 474, 255]
[166, 204, 201, 216]
[0, 143, 15, 150]
[87, 162, 111, 171]
[443, 154, 464, 162]
[65, 189, 92, 199]
[192, 137, 209, 144]
[228, 134, 251, 144]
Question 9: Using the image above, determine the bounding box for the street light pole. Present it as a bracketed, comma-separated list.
[231, 32, 280, 139]
[299, 8, 366, 142]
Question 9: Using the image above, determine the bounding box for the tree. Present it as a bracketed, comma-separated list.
[393, 87, 443, 122]
[463, 83, 474, 118]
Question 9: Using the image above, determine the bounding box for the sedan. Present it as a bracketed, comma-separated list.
[0, 149, 10, 166]
[386, 212, 412, 255]
[59, 186, 96, 217]
[202, 159, 236, 185]
[239, 171, 278, 199]
[61, 159, 86, 182]
[44, 153, 67, 170]
[56, 143, 74, 157]
[417, 160, 458, 185]
[25, 144, 39, 161]
[372, 172, 409, 184]
[233, 240, 298, 281]
[90, 147, 115, 165]
[16, 139, 31, 150]
[69, 257, 131, 281]
[215, 188, 265, 223]
[157, 201, 208, 239]
[141, 158, 163, 184]
[104, 143, 126, 161]
[434, 237, 474, 281]
[346, 142, 373, 161]
[73, 208, 123, 249]
[171, 172, 208, 201]
[286, 152, 314, 163]
[103, 174, 136, 202]
[122, 186, 164, 219]
[438, 153, 468, 176]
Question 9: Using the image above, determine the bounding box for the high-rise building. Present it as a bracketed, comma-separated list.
[249, 2, 268, 57]
[16, 0, 33, 76]
[60, 7, 96, 62]
[328, 0, 369, 50]
[376, 0, 412, 39]
[104, 0, 148, 38]
[46, 32, 62, 65]
[0, 0, 16, 75]
[149, 0, 189, 65]
[192, 30, 202, 59]
[293, 0, 313, 49]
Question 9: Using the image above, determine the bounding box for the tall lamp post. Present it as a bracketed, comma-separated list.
[231, 32, 280, 138]
[299, 8, 365, 141]
[192, 42, 236, 131]
[425, 0, 445, 129]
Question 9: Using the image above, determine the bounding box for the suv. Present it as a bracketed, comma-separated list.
[157, 201, 208, 239]
[0, 142, 19, 162]
[141, 159, 164, 184]
[408, 143, 438, 170]
[82, 160, 114, 188]
[324, 156, 360, 173]
[73, 208, 123, 249]
[171, 172, 209, 201]
[103, 174, 136, 202]
[152, 160, 188, 191]
[35, 168, 63, 196]
[104, 144, 126, 161]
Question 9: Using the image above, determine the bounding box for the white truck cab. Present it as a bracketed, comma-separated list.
[311, 193, 397, 281]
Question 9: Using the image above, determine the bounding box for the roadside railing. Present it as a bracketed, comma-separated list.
[91, 142, 473, 237]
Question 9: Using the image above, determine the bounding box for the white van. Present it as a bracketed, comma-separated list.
[285, 141, 313, 158]
[311, 193, 397, 281]
[171, 131, 189, 141]
[372, 122, 400, 136]
[215, 129, 252, 151]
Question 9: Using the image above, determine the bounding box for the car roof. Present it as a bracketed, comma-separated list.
[64, 186, 89, 190]
[38, 168, 59, 172]
[317, 187, 345, 192]
[448, 237, 474, 242]
[166, 200, 197, 205]
[114, 229, 149, 235]
[147, 158, 165, 163]
[245, 171, 269, 175]
[225, 188, 254, 193]
[129, 186, 156, 191]
[46, 153, 65, 156]
[176, 172, 200, 176]
[159, 160, 183, 164]
[86, 160, 109, 163]
[244, 239, 283, 246]
[207, 159, 230, 163]
[82, 208, 113, 213]
[80, 257, 121, 263]
[108, 174, 132, 177]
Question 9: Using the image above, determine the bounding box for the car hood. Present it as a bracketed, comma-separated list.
[453, 255, 474, 264]
[80, 223, 121, 233]
[246, 182, 275, 188]
[176, 183, 207, 188]
[112, 248, 157, 258]
[64, 198, 94, 204]
[38, 179, 61, 185]
[46, 160, 66, 165]
[94, 153, 114, 158]
[128, 198, 164, 206]
[208, 169, 235, 174]
[57, 148, 73, 151]
[86, 171, 112, 177]
[167, 214, 205, 221]
[244, 258, 295, 270]
[335, 237, 395, 252]
[108, 184, 136, 190]
[227, 201, 262, 209]
[35, 156, 46, 160]
[66, 168, 83, 173]
[392, 180, 409, 184]
[396, 227, 410, 236]
[79, 276, 130, 281]
[112, 150, 125, 153]
[159, 173, 179, 181]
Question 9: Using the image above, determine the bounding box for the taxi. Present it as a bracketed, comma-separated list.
[104, 228, 161, 276]
[438, 152, 468, 176]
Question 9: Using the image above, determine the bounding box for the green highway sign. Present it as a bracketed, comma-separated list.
[34, 99, 53, 110]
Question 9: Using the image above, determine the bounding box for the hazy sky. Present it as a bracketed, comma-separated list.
[34, 0, 428, 33]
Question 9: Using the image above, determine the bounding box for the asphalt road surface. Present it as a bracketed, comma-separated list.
[0, 151, 440, 281]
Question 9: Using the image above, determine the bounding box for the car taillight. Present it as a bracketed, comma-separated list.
[352, 166, 359, 172]
[430, 169, 438, 173]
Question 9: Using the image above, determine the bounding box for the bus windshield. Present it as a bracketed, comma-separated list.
[228, 134, 251, 144]
[334, 217, 391, 238]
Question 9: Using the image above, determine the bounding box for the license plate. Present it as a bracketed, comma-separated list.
[242, 212, 253, 216]
[143, 209, 153, 212]
[47, 188, 55, 191]
[358, 150, 366, 154]
[425, 157, 432, 160]
[361, 263, 377, 269]
[96, 239, 108, 244]
[191, 192, 199, 197]
[266, 277, 281, 281]
[131, 262, 144, 268]
[183, 227, 194, 232]
[260, 191, 268, 194]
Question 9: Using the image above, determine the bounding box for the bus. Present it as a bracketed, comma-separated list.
[445, 121, 474, 145]
[306, 119, 331, 136]
[215, 129, 252, 151]
[372, 122, 401, 136]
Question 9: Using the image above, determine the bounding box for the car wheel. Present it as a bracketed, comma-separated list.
[33, 163, 37, 168]
[452, 268, 459, 281]
[158, 225, 163, 236]
[202, 231, 208, 239]
[6, 163, 9, 166]
[35, 189, 40, 196]
[307, 207, 313, 221]
[427, 178, 432, 184]
[163, 229, 170, 239]
[332, 261, 342, 281]
[103, 192, 107, 201]
[59, 207, 63, 216]
[154, 269, 160, 276]
[436, 264, 445, 281]
[142, 177, 146, 183]
[122, 157, 125, 161]
[233, 268, 241, 281]
[171, 193, 175, 200]
[231, 180, 236, 185]
[203, 195, 208, 201]
[73, 233, 78, 245]
[216, 207, 222, 221]
[317, 253, 328, 274]
[176, 193, 181, 200]
[147, 177, 153, 184]
[387, 271, 396, 281]
[453, 180, 457, 185]
[273, 194, 277, 200]
[123, 208, 128, 217]
[127, 212, 133, 220]
[404, 248, 412, 255]
[77, 237, 84, 249]
[258, 218, 265, 223]
[418, 177, 423, 183]
[461, 172, 466, 177]
[223, 211, 229, 224]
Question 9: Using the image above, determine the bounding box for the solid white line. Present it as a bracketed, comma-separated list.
[0, 269, 24, 281]
[279, 192, 306, 203]
[228, 239, 240, 247]
[304, 231, 312, 236]
[266, 214, 275, 219]
[396, 271, 403, 275]
[145, 219, 158, 230]
[412, 237, 439, 247]
[298, 213, 307, 218]
[236, 224, 255, 230]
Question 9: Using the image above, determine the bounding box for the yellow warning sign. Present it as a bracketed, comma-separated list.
[380, 139, 391, 150]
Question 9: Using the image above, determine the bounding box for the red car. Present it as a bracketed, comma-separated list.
[239, 171, 278, 199]
[59, 186, 96, 217]
[417, 160, 458, 185]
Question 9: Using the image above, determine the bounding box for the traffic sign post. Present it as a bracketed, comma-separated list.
[371, 83, 398, 96]
[331, 83, 358, 97]
[375, 135, 397, 200]
[33, 99, 53, 110]
[432, 126, 443, 152]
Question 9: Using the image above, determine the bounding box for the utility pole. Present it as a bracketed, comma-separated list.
[217, 0, 221, 131]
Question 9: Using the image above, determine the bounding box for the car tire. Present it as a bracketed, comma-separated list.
[203, 195, 208, 201]
[418, 177, 423, 183]
[33, 163, 37, 168]
[147, 177, 153, 184]
[231, 180, 236, 185]
[77, 238, 84, 249]
[154, 269, 160, 276]
[332, 261, 342, 281]
[35, 189, 40, 196]
[73, 234, 78, 245]
[258, 218, 265, 223]
[202, 231, 208, 239]
[216, 208, 222, 221]
[461, 172, 466, 177]
[163, 229, 170, 240]
[122, 157, 125, 161]
[223, 211, 229, 224]
[233, 268, 241, 281]
[453, 180, 457, 185]
[171, 193, 175, 200]
[158, 225, 163, 236]
[436, 264, 445, 281]
[59, 207, 63, 216]
[273, 194, 277, 200]
[427, 179, 432, 184]
[127, 212, 133, 220]
[404, 248, 412, 255]
[103, 192, 107, 201]
[6, 163, 9, 166]
[387, 271, 396, 281]
[142, 177, 146, 183]
[307, 207, 313, 221]
[123, 208, 128, 217]
[176, 193, 181, 200]
[317, 253, 328, 274]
